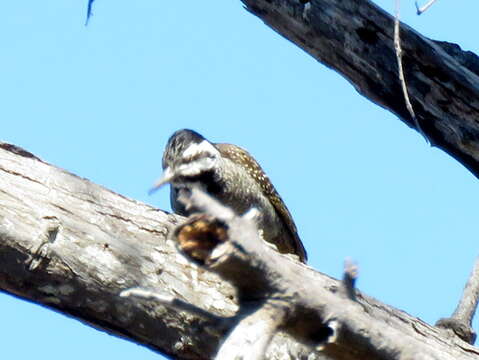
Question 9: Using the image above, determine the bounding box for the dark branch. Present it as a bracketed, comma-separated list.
[85, 0, 95, 26]
[241, 0, 479, 179]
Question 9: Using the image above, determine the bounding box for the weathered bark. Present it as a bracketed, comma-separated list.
[0, 143, 233, 359]
[437, 258, 479, 344]
[241, 0, 479, 178]
[159, 189, 479, 360]
[1, 141, 479, 359]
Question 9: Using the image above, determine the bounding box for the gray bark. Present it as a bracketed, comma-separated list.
[0, 143, 232, 359]
[241, 0, 479, 178]
[163, 189, 479, 360]
[0, 141, 478, 359]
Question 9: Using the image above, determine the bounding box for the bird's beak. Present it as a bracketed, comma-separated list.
[149, 167, 175, 195]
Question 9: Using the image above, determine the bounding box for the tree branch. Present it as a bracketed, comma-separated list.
[393, 0, 428, 143]
[85, 0, 95, 25]
[163, 188, 479, 359]
[342, 258, 358, 301]
[415, 0, 439, 15]
[0, 142, 231, 359]
[241, 0, 479, 178]
[2, 142, 479, 358]
[437, 257, 479, 344]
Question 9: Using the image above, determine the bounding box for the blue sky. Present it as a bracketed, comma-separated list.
[2, 1, 479, 359]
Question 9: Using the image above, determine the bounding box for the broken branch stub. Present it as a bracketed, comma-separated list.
[175, 215, 228, 266]
[169, 189, 479, 359]
[171, 189, 335, 344]
[2, 143, 479, 359]
[436, 257, 479, 344]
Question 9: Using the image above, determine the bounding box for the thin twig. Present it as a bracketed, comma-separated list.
[394, 0, 429, 144]
[415, 0, 439, 15]
[436, 257, 479, 344]
[342, 258, 358, 301]
[179, 186, 236, 223]
[85, 0, 95, 26]
[452, 257, 479, 325]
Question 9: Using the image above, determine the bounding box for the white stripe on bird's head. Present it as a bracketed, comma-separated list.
[181, 140, 219, 162]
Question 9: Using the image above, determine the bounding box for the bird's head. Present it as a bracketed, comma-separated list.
[149, 129, 220, 194]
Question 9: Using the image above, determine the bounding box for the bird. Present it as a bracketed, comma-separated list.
[150, 129, 307, 263]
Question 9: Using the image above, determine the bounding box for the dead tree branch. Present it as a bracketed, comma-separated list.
[151, 187, 479, 359]
[85, 0, 95, 25]
[437, 257, 479, 344]
[416, 0, 439, 15]
[0, 142, 232, 359]
[2, 140, 479, 359]
[393, 0, 428, 143]
[241, 0, 479, 178]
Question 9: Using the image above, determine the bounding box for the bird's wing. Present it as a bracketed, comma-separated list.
[215, 143, 307, 262]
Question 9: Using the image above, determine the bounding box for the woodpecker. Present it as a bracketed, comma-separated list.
[150, 129, 307, 263]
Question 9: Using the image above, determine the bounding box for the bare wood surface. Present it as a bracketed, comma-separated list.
[1, 143, 479, 359]
[0, 143, 234, 359]
[241, 0, 479, 178]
